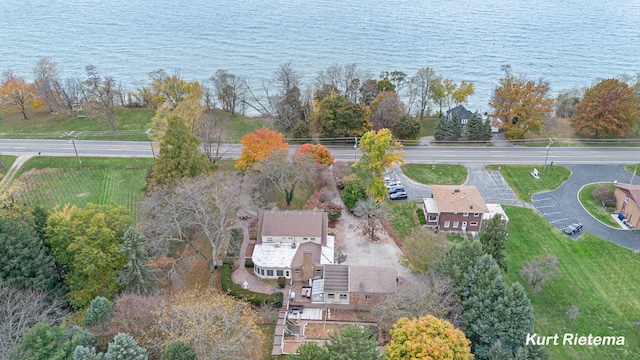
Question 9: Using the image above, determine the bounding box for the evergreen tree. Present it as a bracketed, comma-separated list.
[104, 333, 147, 360]
[287, 342, 330, 360]
[82, 296, 113, 327]
[147, 114, 212, 188]
[162, 341, 197, 360]
[117, 228, 159, 295]
[325, 325, 379, 360]
[466, 113, 483, 141]
[460, 255, 534, 360]
[434, 114, 448, 141]
[478, 214, 509, 272]
[9, 322, 96, 360]
[435, 239, 485, 287]
[448, 113, 462, 140]
[0, 217, 58, 292]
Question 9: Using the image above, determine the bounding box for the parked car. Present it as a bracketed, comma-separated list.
[385, 180, 402, 189]
[389, 191, 408, 200]
[563, 223, 583, 235]
[388, 186, 405, 194]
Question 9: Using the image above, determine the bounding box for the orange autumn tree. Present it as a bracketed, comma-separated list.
[386, 315, 474, 360]
[236, 127, 288, 172]
[0, 70, 38, 119]
[571, 78, 640, 138]
[490, 65, 553, 140]
[294, 143, 335, 165]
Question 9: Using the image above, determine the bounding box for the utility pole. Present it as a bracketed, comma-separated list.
[631, 165, 637, 185]
[71, 138, 81, 166]
[543, 138, 553, 170]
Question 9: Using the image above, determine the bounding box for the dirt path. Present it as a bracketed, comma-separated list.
[0, 155, 32, 192]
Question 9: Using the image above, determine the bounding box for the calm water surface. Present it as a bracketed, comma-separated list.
[1, 0, 639, 111]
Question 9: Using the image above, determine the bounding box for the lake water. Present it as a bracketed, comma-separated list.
[1, 0, 639, 112]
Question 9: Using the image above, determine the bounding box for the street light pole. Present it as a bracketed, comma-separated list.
[543, 138, 553, 170]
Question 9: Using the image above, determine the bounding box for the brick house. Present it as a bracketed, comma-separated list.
[614, 184, 640, 229]
[422, 185, 491, 237]
[309, 264, 396, 309]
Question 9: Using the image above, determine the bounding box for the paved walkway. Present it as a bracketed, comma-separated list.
[533, 164, 640, 250]
[0, 155, 32, 192]
[231, 219, 278, 295]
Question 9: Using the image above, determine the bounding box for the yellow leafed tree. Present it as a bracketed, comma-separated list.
[153, 288, 265, 359]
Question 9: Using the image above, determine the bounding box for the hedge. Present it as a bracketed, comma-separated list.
[220, 264, 283, 308]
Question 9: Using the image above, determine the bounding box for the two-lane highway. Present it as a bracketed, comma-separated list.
[1, 139, 639, 164]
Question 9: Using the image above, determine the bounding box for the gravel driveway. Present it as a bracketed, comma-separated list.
[533, 164, 640, 250]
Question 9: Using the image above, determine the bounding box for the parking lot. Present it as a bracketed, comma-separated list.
[384, 166, 431, 202]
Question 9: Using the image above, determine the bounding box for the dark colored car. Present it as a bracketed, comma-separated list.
[563, 223, 583, 235]
[389, 191, 408, 200]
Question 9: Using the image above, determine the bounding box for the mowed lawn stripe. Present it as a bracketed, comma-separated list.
[13, 158, 150, 216]
[504, 206, 640, 359]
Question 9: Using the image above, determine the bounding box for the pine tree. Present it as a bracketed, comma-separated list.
[82, 296, 113, 327]
[325, 325, 379, 360]
[478, 214, 509, 272]
[117, 228, 160, 295]
[466, 113, 483, 141]
[434, 114, 448, 141]
[435, 239, 486, 287]
[147, 114, 212, 188]
[105, 333, 148, 360]
[447, 113, 462, 141]
[460, 255, 534, 360]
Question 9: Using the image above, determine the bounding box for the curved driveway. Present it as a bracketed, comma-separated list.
[533, 164, 640, 250]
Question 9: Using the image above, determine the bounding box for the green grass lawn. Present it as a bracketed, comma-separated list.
[385, 201, 423, 238]
[504, 206, 640, 359]
[418, 117, 438, 137]
[0, 155, 17, 181]
[401, 164, 467, 185]
[486, 164, 571, 202]
[224, 113, 267, 142]
[0, 108, 154, 140]
[12, 157, 153, 217]
[625, 164, 640, 175]
[578, 183, 621, 228]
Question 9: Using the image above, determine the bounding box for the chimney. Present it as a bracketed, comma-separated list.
[454, 189, 460, 193]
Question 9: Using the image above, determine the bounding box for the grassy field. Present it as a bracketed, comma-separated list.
[0, 155, 17, 181]
[224, 113, 267, 142]
[12, 157, 153, 216]
[401, 164, 468, 185]
[486, 164, 571, 202]
[578, 183, 621, 228]
[418, 117, 438, 137]
[1, 107, 267, 142]
[0, 108, 154, 140]
[504, 206, 640, 359]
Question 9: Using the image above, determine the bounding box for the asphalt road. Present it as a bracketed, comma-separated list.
[2, 139, 640, 164]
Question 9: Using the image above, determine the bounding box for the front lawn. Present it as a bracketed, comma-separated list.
[401, 164, 467, 185]
[578, 183, 621, 228]
[0, 155, 17, 181]
[486, 164, 571, 202]
[385, 201, 423, 238]
[504, 206, 640, 359]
